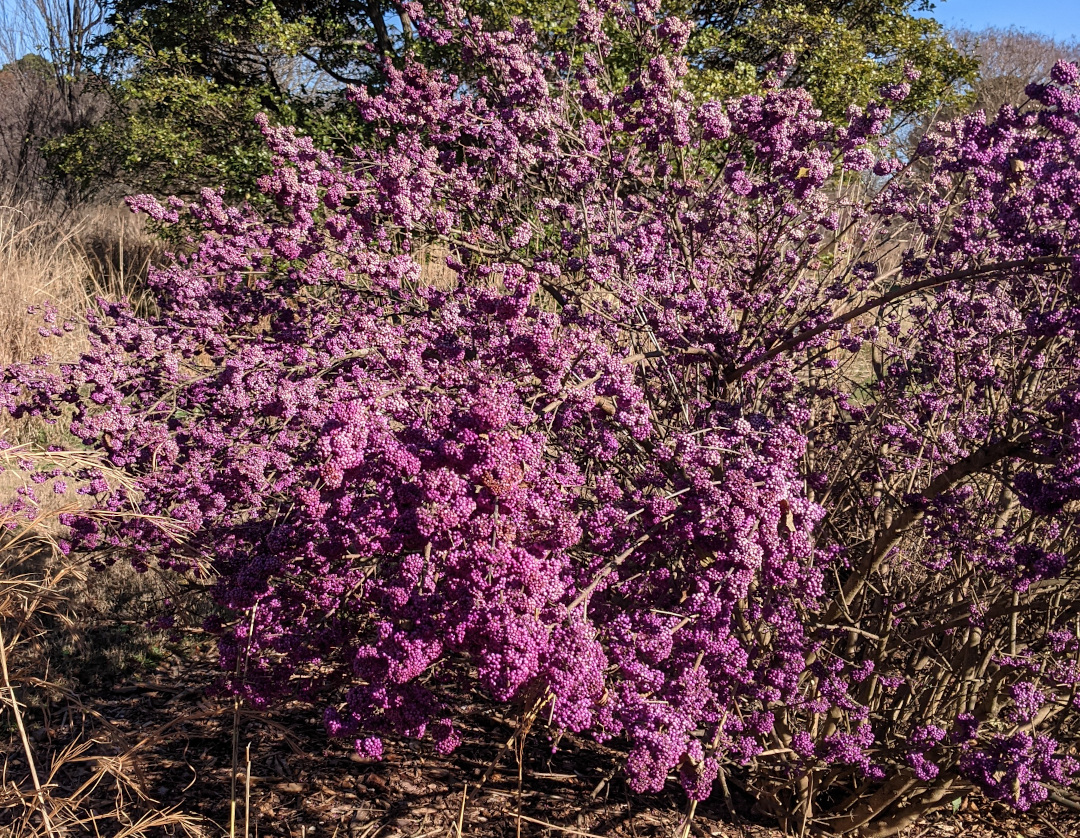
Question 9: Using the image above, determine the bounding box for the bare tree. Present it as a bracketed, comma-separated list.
[2, 0, 107, 80]
[0, 0, 109, 205]
[951, 26, 1080, 115]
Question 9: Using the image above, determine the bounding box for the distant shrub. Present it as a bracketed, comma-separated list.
[4, 4, 1080, 834]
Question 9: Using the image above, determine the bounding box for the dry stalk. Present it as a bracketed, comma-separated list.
[455, 782, 467, 838]
[1, 438, 200, 837]
[0, 620, 57, 836]
[230, 602, 260, 838]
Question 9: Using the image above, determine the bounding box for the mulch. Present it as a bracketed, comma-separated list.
[8, 637, 1080, 838]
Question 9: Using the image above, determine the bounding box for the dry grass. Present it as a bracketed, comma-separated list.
[0, 447, 204, 837]
[0, 206, 88, 372]
[0, 202, 159, 370]
[416, 245, 459, 290]
[0, 205, 203, 837]
[0, 202, 161, 456]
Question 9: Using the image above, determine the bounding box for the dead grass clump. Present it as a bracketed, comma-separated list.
[0, 201, 161, 366]
[0, 205, 89, 371]
[0, 446, 202, 837]
[72, 203, 162, 313]
[417, 244, 459, 290]
[0, 202, 162, 448]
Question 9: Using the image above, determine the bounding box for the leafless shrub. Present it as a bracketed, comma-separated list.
[0, 0, 112, 207]
[951, 27, 1080, 115]
[0, 60, 109, 207]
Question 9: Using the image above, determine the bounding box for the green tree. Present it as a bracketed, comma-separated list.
[48, 0, 975, 199]
[48, 0, 406, 199]
[683, 0, 975, 120]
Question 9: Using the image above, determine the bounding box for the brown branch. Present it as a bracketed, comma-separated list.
[726, 255, 1071, 383]
[828, 433, 1034, 622]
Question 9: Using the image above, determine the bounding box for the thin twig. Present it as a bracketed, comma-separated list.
[0, 621, 58, 837]
[455, 782, 467, 838]
[245, 742, 252, 838]
[511, 813, 610, 838]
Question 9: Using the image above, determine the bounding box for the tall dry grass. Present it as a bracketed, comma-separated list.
[0, 202, 160, 453]
[0, 206, 206, 836]
[0, 202, 159, 369]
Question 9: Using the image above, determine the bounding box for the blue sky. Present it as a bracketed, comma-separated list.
[931, 0, 1080, 40]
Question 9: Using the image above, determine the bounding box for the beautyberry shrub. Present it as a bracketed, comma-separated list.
[5, 2, 1080, 833]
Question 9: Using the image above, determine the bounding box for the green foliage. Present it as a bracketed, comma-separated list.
[465, 0, 580, 42]
[46, 73, 275, 201]
[1, 53, 56, 80]
[47, 0, 974, 199]
[682, 0, 977, 119]
[48, 0, 386, 199]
